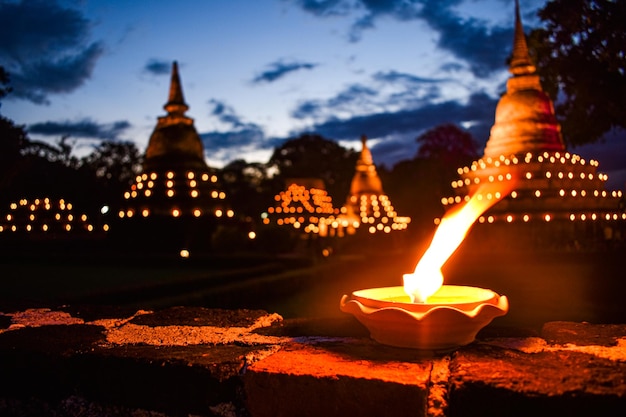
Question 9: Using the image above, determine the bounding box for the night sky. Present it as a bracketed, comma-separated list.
[1, 0, 624, 189]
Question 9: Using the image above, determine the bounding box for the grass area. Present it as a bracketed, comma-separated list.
[1, 248, 624, 331]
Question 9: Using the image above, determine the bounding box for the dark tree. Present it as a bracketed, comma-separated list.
[81, 140, 142, 184]
[0, 116, 29, 194]
[0, 66, 11, 100]
[267, 133, 358, 201]
[529, 0, 626, 146]
[416, 124, 479, 169]
[220, 159, 273, 219]
[80, 140, 143, 203]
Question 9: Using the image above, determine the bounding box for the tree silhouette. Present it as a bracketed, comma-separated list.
[416, 123, 479, 169]
[529, 0, 626, 146]
[267, 133, 358, 202]
[221, 159, 274, 219]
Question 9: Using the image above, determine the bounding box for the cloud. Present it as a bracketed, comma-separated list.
[143, 59, 172, 76]
[251, 59, 318, 84]
[201, 99, 266, 150]
[310, 91, 496, 140]
[291, 69, 456, 123]
[286, 88, 496, 167]
[28, 118, 131, 141]
[418, 0, 512, 78]
[289, 0, 517, 77]
[0, 0, 104, 104]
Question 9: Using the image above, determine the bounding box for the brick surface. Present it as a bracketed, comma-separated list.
[542, 321, 626, 346]
[244, 339, 433, 417]
[448, 337, 626, 417]
[2, 307, 626, 417]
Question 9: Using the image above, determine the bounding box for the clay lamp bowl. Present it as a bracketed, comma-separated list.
[340, 285, 508, 351]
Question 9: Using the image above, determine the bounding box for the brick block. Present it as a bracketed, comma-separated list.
[244, 339, 432, 417]
[449, 341, 626, 417]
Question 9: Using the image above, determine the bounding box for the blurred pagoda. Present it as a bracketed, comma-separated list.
[442, 1, 625, 251]
[337, 135, 410, 235]
[114, 61, 237, 254]
[0, 197, 107, 242]
[264, 178, 339, 237]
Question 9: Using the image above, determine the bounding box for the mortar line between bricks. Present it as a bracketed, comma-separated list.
[426, 356, 451, 417]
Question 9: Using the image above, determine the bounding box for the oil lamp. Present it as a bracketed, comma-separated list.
[341, 183, 512, 350]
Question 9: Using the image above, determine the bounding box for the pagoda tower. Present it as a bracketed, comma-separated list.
[116, 62, 236, 253]
[442, 1, 625, 251]
[338, 135, 410, 235]
[264, 178, 339, 237]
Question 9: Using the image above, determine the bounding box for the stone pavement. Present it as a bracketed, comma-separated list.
[0, 306, 624, 417]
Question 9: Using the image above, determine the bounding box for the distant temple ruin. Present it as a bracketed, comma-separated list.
[115, 62, 238, 254]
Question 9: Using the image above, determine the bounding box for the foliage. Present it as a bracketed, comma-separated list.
[529, 0, 626, 146]
[221, 159, 274, 219]
[0, 67, 11, 101]
[267, 133, 358, 201]
[415, 124, 479, 168]
[0, 116, 29, 192]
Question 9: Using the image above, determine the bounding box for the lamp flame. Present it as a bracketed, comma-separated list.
[404, 181, 516, 303]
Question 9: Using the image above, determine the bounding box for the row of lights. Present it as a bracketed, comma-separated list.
[124, 189, 226, 199]
[125, 171, 224, 200]
[459, 151, 597, 175]
[118, 207, 234, 218]
[10, 198, 73, 212]
[135, 171, 218, 183]
[442, 188, 623, 206]
[274, 184, 337, 215]
[0, 224, 109, 233]
[1, 198, 104, 234]
[435, 212, 626, 225]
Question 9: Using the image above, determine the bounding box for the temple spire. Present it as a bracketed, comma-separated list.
[350, 135, 383, 195]
[164, 61, 189, 115]
[358, 134, 374, 167]
[509, 0, 536, 76]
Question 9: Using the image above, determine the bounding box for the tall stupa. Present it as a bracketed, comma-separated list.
[442, 2, 625, 250]
[115, 62, 236, 253]
[337, 135, 410, 235]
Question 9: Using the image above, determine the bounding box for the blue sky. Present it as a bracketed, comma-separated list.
[1, 0, 625, 189]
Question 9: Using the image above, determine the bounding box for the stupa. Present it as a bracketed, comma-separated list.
[337, 135, 410, 235]
[0, 197, 107, 239]
[116, 62, 235, 252]
[442, 1, 625, 250]
[264, 178, 339, 237]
